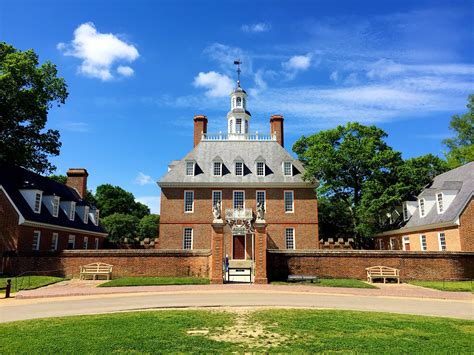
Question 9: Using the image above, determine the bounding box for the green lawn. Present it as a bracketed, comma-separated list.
[0, 309, 472, 353]
[272, 278, 378, 289]
[408, 280, 474, 292]
[99, 276, 210, 287]
[0, 276, 64, 294]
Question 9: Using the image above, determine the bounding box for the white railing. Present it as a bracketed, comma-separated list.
[225, 208, 253, 220]
[202, 132, 276, 141]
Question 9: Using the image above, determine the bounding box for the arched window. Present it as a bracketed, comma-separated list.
[236, 97, 242, 107]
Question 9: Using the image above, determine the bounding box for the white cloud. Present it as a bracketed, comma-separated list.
[135, 196, 161, 214]
[329, 71, 339, 82]
[193, 71, 234, 97]
[241, 23, 271, 33]
[58, 22, 139, 81]
[282, 54, 312, 71]
[134, 172, 155, 186]
[61, 121, 90, 133]
[117, 65, 134, 77]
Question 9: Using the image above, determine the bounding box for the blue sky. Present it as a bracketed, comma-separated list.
[1, 0, 473, 213]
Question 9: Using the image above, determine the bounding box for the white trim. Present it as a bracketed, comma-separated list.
[68, 234, 76, 249]
[212, 190, 222, 210]
[436, 192, 445, 214]
[95, 237, 99, 250]
[402, 236, 410, 251]
[283, 161, 293, 176]
[234, 161, 244, 176]
[52, 196, 60, 217]
[375, 221, 457, 237]
[34, 191, 43, 214]
[256, 190, 266, 210]
[183, 227, 193, 250]
[51, 232, 59, 251]
[22, 220, 107, 237]
[256, 161, 265, 177]
[438, 232, 447, 251]
[285, 227, 295, 250]
[184, 190, 194, 213]
[83, 236, 88, 250]
[402, 202, 409, 221]
[69, 201, 76, 221]
[159, 181, 317, 188]
[212, 161, 222, 177]
[284, 190, 294, 213]
[419, 234, 427, 251]
[0, 186, 25, 224]
[32, 230, 41, 251]
[389, 237, 397, 250]
[185, 161, 195, 176]
[233, 190, 245, 209]
[418, 198, 425, 218]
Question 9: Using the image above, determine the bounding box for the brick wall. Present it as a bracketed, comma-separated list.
[459, 198, 474, 252]
[3, 249, 210, 278]
[268, 250, 474, 281]
[0, 189, 20, 255]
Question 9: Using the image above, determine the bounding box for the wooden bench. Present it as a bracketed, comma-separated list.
[80, 263, 113, 280]
[287, 275, 319, 283]
[366, 266, 400, 284]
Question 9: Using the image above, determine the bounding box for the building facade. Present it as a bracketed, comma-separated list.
[0, 164, 107, 258]
[374, 162, 473, 252]
[158, 77, 319, 283]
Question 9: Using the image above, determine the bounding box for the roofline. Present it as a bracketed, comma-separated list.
[21, 220, 108, 237]
[0, 185, 25, 224]
[374, 221, 458, 236]
[158, 181, 317, 188]
[453, 191, 474, 222]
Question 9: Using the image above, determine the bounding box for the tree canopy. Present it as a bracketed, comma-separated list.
[0, 42, 68, 174]
[443, 94, 474, 168]
[95, 184, 150, 219]
[137, 214, 160, 240]
[101, 213, 140, 244]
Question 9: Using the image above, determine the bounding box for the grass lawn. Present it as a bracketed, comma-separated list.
[408, 280, 473, 292]
[0, 276, 64, 294]
[98, 276, 210, 287]
[0, 309, 472, 353]
[272, 278, 378, 289]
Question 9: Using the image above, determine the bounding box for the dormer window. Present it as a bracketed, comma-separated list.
[402, 202, 409, 221]
[92, 209, 100, 226]
[419, 198, 425, 217]
[437, 193, 444, 213]
[34, 192, 42, 213]
[83, 206, 90, 224]
[235, 161, 243, 176]
[283, 161, 293, 176]
[52, 196, 60, 217]
[185, 161, 195, 176]
[256, 161, 265, 177]
[69, 201, 76, 221]
[213, 161, 222, 176]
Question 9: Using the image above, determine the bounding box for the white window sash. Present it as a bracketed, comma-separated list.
[184, 191, 194, 213]
[212, 190, 222, 209]
[284, 190, 294, 213]
[256, 190, 266, 210]
[233, 190, 245, 209]
[51, 233, 58, 251]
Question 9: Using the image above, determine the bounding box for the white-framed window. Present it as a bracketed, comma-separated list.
[283, 161, 292, 176]
[212, 190, 222, 208]
[235, 161, 243, 176]
[438, 232, 447, 251]
[52, 196, 60, 217]
[95, 238, 99, 250]
[233, 190, 245, 209]
[437, 193, 444, 213]
[419, 198, 425, 217]
[389, 237, 397, 250]
[213, 161, 222, 176]
[402, 236, 410, 251]
[51, 233, 58, 251]
[69, 201, 76, 221]
[256, 190, 266, 209]
[245, 120, 248, 134]
[83, 237, 88, 249]
[94, 209, 100, 226]
[402, 202, 409, 221]
[68, 235, 75, 249]
[34, 192, 42, 213]
[376, 239, 384, 250]
[284, 190, 294, 213]
[83, 206, 90, 224]
[229, 119, 233, 133]
[256, 161, 265, 177]
[285, 228, 295, 249]
[420, 234, 427, 251]
[32, 230, 41, 251]
[236, 118, 242, 134]
[236, 97, 242, 107]
[185, 161, 195, 176]
[183, 228, 193, 250]
[184, 190, 194, 213]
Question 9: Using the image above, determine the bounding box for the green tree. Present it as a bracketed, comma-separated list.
[443, 94, 474, 168]
[137, 214, 160, 240]
[95, 184, 150, 218]
[101, 213, 139, 244]
[0, 42, 68, 174]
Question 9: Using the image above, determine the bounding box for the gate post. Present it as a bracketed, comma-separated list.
[210, 222, 225, 284]
[254, 222, 268, 284]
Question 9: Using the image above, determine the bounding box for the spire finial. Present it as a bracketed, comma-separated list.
[233, 59, 242, 87]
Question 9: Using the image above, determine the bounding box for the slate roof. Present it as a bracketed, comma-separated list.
[0, 163, 106, 234]
[159, 140, 315, 187]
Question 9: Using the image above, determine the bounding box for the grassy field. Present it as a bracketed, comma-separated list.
[408, 280, 473, 292]
[272, 278, 378, 289]
[99, 276, 210, 287]
[0, 276, 64, 294]
[0, 309, 472, 353]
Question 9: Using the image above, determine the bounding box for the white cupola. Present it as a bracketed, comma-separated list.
[227, 60, 251, 137]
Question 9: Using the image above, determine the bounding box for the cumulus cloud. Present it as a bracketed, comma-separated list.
[135, 196, 161, 214]
[134, 172, 155, 186]
[58, 22, 139, 81]
[193, 71, 234, 97]
[330, 71, 339, 82]
[282, 54, 312, 71]
[241, 23, 271, 33]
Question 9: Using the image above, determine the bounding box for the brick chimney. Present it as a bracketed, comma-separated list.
[270, 114, 284, 147]
[66, 168, 88, 199]
[194, 114, 208, 147]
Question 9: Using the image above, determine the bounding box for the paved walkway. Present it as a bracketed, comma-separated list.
[0, 282, 472, 323]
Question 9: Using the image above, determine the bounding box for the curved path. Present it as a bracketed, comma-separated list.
[1, 284, 472, 323]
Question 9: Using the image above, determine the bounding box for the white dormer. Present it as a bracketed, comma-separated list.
[283, 161, 293, 176]
[212, 157, 223, 177]
[185, 160, 195, 176]
[60, 201, 76, 220]
[84, 206, 90, 224]
[20, 189, 43, 214]
[76, 205, 89, 224]
[43, 195, 61, 217]
[417, 194, 436, 217]
[418, 198, 425, 217]
[402, 201, 418, 221]
[90, 209, 100, 226]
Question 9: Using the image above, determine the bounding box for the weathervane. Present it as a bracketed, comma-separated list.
[233, 59, 242, 86]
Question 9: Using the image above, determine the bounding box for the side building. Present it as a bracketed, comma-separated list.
[374, 162, 473, 251]
[0, 164, 107, 256]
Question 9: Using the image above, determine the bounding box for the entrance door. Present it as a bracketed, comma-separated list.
[233, 235, 245, 260]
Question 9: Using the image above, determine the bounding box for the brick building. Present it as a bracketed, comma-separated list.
[0, 163, 107, 257]
[374, 162, 473, 252]
[158, 73, 318, 284]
